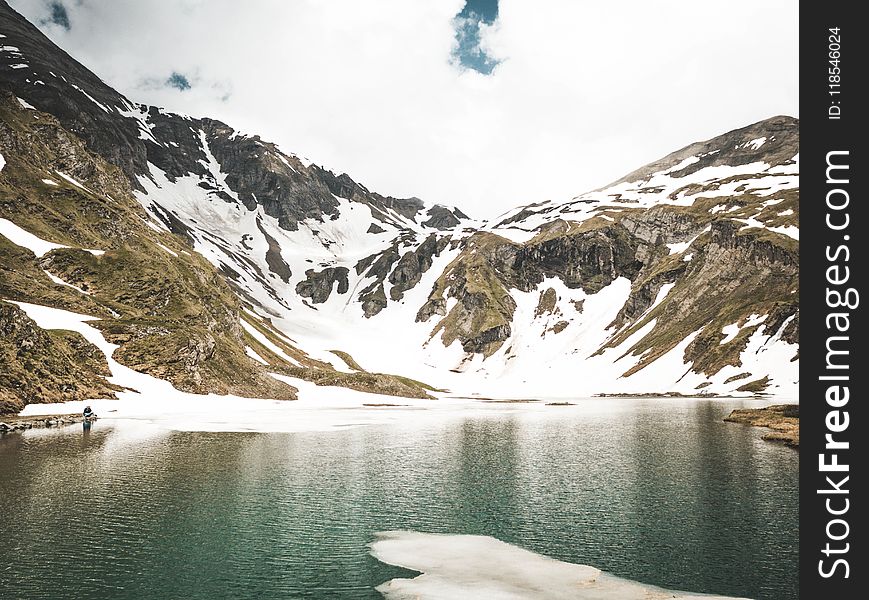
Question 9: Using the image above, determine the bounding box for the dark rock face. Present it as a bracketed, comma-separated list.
[535, 288, 558, 317]
[359, 282, 388, 318]
[463, 324, 512, 354]
[422, 205, 466, 230]
[354, 242, 404, 316]
[0, 2, 148, 183]
[295, 267, 350, 304]
[514, 227, 644, 293]
[418, 223, 646, 355]
[1, 3, 464, 238]
[388, 234, 447, 301]
[256, 219, 292, 283]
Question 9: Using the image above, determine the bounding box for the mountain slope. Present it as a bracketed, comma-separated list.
[1, 1, 799, 410]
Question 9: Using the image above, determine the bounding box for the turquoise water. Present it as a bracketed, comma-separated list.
[0, 399, 798, 599]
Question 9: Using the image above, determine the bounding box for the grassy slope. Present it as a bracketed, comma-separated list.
[0, 93, 296, 407]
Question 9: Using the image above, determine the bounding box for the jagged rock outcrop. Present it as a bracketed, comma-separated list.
[388, 234, 449, 301]
[422, 205, 469, 229]
[295, 266, 350, 304]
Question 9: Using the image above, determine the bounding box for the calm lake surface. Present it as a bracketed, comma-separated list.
[0, 399, 798, 599]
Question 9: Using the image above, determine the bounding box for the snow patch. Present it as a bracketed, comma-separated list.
[43, 270, 90, 295]
[240, 319, 300, 366]
[720, 314, 767, 345]
[16, 96, 36, 110]
[0, 218, 68, 257]
[245, 346, 269, 365]
[666, 226, 710, 255]
[55, 170, 95, 194]
[70, 84, 111, 113]
[156, 243, 178, 258]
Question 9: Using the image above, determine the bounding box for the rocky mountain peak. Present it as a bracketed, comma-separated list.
[1, 1, 799, 408]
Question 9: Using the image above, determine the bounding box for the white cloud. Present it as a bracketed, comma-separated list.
[10, 0, 798, 218]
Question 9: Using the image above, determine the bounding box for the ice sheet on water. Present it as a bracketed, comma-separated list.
[371, 531, 752, 600]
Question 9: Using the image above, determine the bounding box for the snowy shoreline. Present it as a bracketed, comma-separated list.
[3, 300, 795, 435]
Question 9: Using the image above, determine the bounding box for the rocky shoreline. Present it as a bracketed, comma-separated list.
[0, 413, 97, 434]
[724, 405, 799, 448]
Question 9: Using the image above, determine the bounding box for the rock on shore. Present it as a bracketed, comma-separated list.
[0, 413, 96, 434]
[724, 404, 799, 447]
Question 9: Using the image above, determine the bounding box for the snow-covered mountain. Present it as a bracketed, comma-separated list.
[0, 1, 798, 411]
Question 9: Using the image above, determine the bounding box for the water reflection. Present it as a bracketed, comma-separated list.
[0, 400, 797, 600]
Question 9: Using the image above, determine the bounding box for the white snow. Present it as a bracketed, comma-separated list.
[118, 135, 799, 402]
[156, 243, 178, 257]
[745, 137, 767, 150]
[245, 346, 269, 365]
[239, 319, 300, 366]
[490, 226, 538, 244]
[720, 314, 767, 345]
[70, 84, 111, 113]
[42, 178, 59, 186]
[667, 240, 691, 254]
[719, 324, 740, 345]
[116, 101, 161, 144]
[371, 531, 749, 600]
[735, 216, 799, 241]
[43, 270, 90, 295]
[0, 218, 69, 256]
[55, 170, 95, 194]
[8, 302, 538, 433]
[713, 316, 798, 396]
[666, 226, 710, 255]
[141, 217, 167, 233]
[662, 155, 701, 174]
[768, 225, 799, 240]
[16, 96, 36, 110]
[0, 152, 5, 173]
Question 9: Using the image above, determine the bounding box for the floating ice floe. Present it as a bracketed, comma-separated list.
[371, 531, 752, 600]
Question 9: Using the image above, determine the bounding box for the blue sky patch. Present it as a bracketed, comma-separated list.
[166, 72, 192, 91]
[40, 1, 70, 30]
[452, 0, 500, 74]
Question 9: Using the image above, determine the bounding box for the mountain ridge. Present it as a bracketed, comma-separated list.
[1, 1, 799, 411]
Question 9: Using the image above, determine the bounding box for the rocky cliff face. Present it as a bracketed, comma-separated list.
[1, 1, 799, 409]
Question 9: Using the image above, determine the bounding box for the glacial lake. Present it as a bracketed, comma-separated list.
[0, 399, 797, 599]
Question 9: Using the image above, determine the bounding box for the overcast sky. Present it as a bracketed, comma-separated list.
[10, 0, 798, 218]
